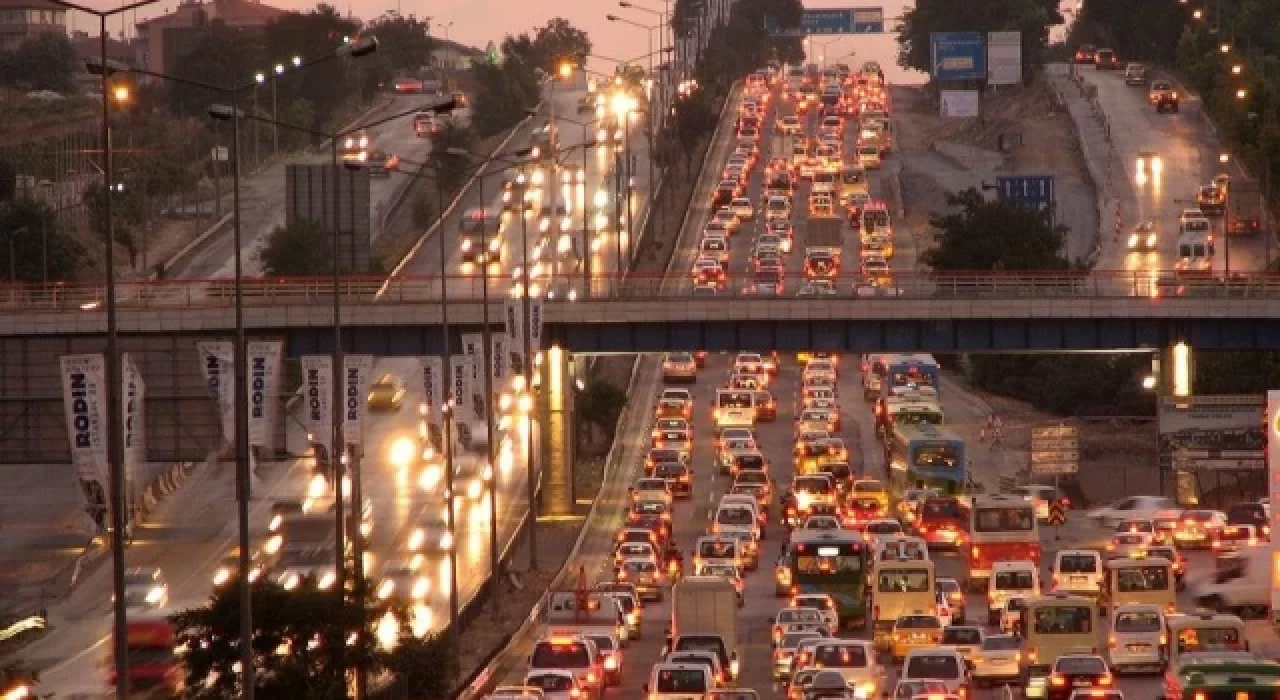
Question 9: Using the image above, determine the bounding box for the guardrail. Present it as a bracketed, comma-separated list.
[7, 270, 1280, 311]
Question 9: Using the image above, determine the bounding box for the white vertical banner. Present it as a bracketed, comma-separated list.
[529, 298, 545, 354]
[504, 297, 526, 377]
[1269, 390, 1280, 623]
[246, 341, 283, 448]
[461, 334, 486, 423]
[196, 341, 235, 446]
[421, 356, 444, 431]
[343, 354, 375, 446]
[491, 336, 508, 387]
[450, 354, 473, 414]
[60, 354, 108, 484]
[121, 353, 145, 486]
[300, 355, 334, 453]
[987, 31, 1022, 86]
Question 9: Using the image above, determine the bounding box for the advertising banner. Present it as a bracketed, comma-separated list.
[987, 31, 1022, 85]
[1159, 395, 1265, 472]
[61, 354, 109, 530]
[491, 336, 508, 386]
[196, 341, 235, 446]
[342, 355, 375, 445]
[504, 297, 525, 376]
[940, 90, 980, 118]
[422, 356, 444, 430]
[246, 341, 283, 448]
[121, 353, 145, 485]
[529, 299, 544, 354]
[300, 355, 334, 452]
[461, 334, 487, 422]
[450, 354, 472, 413]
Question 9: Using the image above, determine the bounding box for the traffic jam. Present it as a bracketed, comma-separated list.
[482, 62, 1278, 700]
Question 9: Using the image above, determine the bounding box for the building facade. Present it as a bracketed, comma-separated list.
[0, 0, 66, 51]
[134, 0, 284, 76]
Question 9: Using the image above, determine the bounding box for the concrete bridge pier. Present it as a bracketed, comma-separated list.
[538, 345, 575, 517]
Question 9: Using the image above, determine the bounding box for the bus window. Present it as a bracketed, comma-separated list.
[877, 568, 930, 593]
[914, 444, 960, 468]
[1031, 605, 1092, 634]
[1176, 626, 1242, 654]
[1115, 566, 1170, 593]
[795, 549, 863, 575]
[974, 507, 1034, 533]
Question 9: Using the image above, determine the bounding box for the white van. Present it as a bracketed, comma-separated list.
[1051, 549, 1104, 599]
[987, 561, 1040, 625]
[807, 638, 884, 689]
[1190, 546, 1269, 615]
[645, 661, 713, 699]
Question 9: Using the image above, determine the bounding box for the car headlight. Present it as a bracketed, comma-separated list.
[411, 578, 430, 599]
[146, 586, 166, 604]
[1128, 234, 1139, 247]
[213, 568, 231, 586]
[265, 534, 282, 554]
[282, 573, 300, 590]
[407, 529, 425, 551]
[377, 580, 395, 600]
[318, 571, 337, 590]
[1148, 234, 1157, 246]
[460, 239, 472, 251]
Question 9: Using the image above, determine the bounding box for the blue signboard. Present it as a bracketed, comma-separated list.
[765, 7, 884, 36]
[997, 175, 1055, 223]
[930, 32, 985, 80]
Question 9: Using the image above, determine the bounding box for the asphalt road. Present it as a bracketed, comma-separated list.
[20, 355, 530, 697]
[391, 82, 655, 300]
[485, 72, 1280, 699]
[1076, 65, 1271, 274]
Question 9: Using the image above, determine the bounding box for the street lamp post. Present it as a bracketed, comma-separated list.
[49, 3, 162, 698]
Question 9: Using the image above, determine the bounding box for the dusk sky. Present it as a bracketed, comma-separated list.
[72, 0, 927, 84]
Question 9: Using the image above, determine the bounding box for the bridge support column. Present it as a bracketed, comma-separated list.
[539, 345, 575, 517]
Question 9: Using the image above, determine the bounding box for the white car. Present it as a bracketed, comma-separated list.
[791, 593, 840, 631]
[900, 648, 971, 695]
[971, 634, 1022, 686]
[1105, 531, 1153, 559]
[523, 670, 582, 700]
[999, 596, 1027, 634]
[772, 607, 829, 645]
[1087, 496, 1177, 528]
[730, 197, 755, 221]
[777, 114, 802, 135]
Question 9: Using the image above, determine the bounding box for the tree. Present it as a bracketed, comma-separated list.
[0, 198, 86, 282]
[262, 6, 361, 128]
[921, 188, 1069, 271]
[84, 181, 144, 266]
[896, 0, 1063, 78]
[260, 219, 331, 276]
[471, 47, 540, 137]
[382, 632, 458, 698]
[0, 33, 77, 92]
[1067, 0, 1184, 63]
[531, 18, 592, 71]
[362, 13, 434, 89]
[575, 376, 628, 447]
[671, 86, 716, 173]
[425, 121, 477, 193]
[168, 26, 264, 118]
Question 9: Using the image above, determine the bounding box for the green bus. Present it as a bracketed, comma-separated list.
[774, 529, 869, 630]
[1168, 661, 1280, 700]
[885, 424, 966, 497]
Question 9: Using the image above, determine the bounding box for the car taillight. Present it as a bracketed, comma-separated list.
[1050, 675, 1065, 687]
[970, 545, 980, 559]
[1108, 634, 1117, 648]
[1098, 675, 1113, 686]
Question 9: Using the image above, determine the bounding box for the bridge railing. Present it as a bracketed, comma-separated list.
[4, 271, 1280, 311]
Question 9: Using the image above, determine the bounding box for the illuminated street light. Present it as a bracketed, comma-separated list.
[1141, 375, 1157, 391]
[1237, 88, 1249, 100]
[1192, 8, 1203, 19]
[1220, 43, 1231, 53]
[1232, 64, 1243, 75]
[111, 84, 130, 103]
[1220, 153, 1230, 164]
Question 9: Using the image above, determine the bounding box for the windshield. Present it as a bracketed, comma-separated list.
[1031, 605, 1093, 634]
[1059, 554, 1098, 573]
[864, 210, 890, 227]
[982, 636, 1021, 651]
[898, 616, 941, 629]
[943, 628, 982, 644]
[717, 507, 755, 526]
[994, 570, 1035, 589]
[854, 482, 884, 494]
[920, 500, 962, 519]
[796, 477, 833, 493]
[877, 568, 930, 593]
[656, 669, 708, 692]
[842, 170, 865, 185]
[1115, 565, 1170, 592]
[528, 674, 574, 692]
[866, 521, 902, 534]
[531, 642, 589, 668]
[717, 392, 753, 408]
[814, 644, 868, 667]
[974, 507, 1035, 532]
[1115, 611, 1162, 632]
[914, 444, 960, 468]
[905, 654, 960, 679]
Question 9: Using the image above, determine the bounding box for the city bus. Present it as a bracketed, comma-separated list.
[1021, 593, 1100, 680]
[1167, 661, 1280, 700]
[775, 529, 869, 630]
[1167, 612, 1250, 673]
[876, 390, 944, 438]
[966, 495, 1040, 592]
[879, 354, 941, 402]
[885, 424, 966, 496]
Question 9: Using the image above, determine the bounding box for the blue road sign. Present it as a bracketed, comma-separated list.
[765, 7, 884, 36]
[930, 32, 985, 81]
[997, 175, 1055, 223]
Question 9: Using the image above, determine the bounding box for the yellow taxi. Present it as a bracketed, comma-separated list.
[890, 612, 943, 663]
[851, 479, 890, 512]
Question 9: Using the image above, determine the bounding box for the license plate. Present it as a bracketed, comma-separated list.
[988, 655, 1012, 663]
[1127, 644, 1150, 652]
[1069, 575, 1087, 582]
[1073, 680, 1091, 687]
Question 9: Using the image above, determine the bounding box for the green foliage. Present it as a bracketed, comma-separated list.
[966, 354, 1154, 416]
[895, 0, 1063, 79]
[262, 6, 362, 127]
[1193, 352, 1280, 395]
[576, 376, 628, 442]
[362, 12, 434, 88]
[1066, 1, 1183, 63]
[83, 182, 144, 259]
[167, 25, 265, 118]
[531, 18, 593, 72]
[172, 580, 451, 700]
[0, 198, 86, 282]
[471, 49, 540, 138]
[922, 188, 1069, 271]
[0, 33, 78, 93]
[426, 121, 477, 194]
[260, 218, 331, 276]
[671, 86, 716, 172]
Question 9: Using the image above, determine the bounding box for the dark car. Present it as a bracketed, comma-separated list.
[714, 181, 738, 207]
[654, 461, 693, 498]
[1150, 80, 1179, 113]
[1094, 48, 1118, 70]
[1073, 44, 1096, 64]
[1226, 502, 1268, 532]
[1045, 655, 1113, 700]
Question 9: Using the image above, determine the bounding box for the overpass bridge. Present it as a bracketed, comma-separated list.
[4, 271, 1280, 353]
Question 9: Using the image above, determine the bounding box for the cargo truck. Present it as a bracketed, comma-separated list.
[668, 576, 740, 679]
[1226, 178, 1265, 236]
[804, 216, 844, 279]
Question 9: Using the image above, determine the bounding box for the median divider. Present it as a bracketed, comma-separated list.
[156, 213, 233, 278]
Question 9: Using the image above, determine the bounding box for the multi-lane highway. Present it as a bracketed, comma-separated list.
[477, 64, 1280, 700]
[1077, 64, 1270, 274]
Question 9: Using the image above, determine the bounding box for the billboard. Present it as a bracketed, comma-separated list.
[1158, 395, 1265, 473]
[284, 164, 372, 273]
[930, 32, 985, 81]
[765, 7, 884, 35]
[987, 31, 1022, 85]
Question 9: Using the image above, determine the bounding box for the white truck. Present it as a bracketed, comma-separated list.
[669, 576, 740, 679]
[543, 590, 628, 643]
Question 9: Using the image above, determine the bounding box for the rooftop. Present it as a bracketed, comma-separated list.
[137, 0, 286, 28]
[0, 0, 67, 10]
